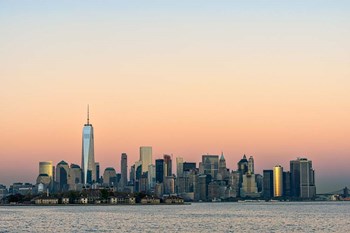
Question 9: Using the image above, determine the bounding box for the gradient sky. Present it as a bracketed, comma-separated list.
[0, 1, 349, 193]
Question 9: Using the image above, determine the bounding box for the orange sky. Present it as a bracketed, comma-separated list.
[0, 1, 349, 192]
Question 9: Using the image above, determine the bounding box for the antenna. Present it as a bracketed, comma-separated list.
[87, 104, 90, 124]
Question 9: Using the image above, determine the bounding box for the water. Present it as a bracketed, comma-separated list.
[0, 202, 349, 232]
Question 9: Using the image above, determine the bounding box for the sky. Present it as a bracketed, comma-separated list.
[0, 1, 349, 193]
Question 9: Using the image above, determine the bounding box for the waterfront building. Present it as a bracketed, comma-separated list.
[263, 170, 273, 199]
[81, 106, 96, 184]
[228, 171, 240, 197]
[195, 174, 211, 201]
[201, 155, 219, 180]
[0, 184, 8, 200]
[255, 174, 263, 193]
[273, 165, 283, 197]
[290, 158, 316, 199]
[9, 183, 34, 195]
[176, 157, 184, 178]
[103, 167, 117, 186]
[140, 146, 152, 174]
[283, 171, 291, 197]
[240, 173, 259, 198]
[208, 181, 220, 200]
[164, 154, 172, 177]
[56, 160, 69, 192]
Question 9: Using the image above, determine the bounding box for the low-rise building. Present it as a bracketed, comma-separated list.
[108, 197, 118, 204]
[76, 197, 88, 204]
[61, 197, 69, 204]
[34, 197, 59, 205]
[140, 196, 160, 204]
[164, 196, 184, 204]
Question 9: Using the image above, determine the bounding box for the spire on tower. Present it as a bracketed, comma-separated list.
[87, 104, 89, 125]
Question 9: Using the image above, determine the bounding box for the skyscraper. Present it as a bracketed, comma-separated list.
[218, 152, 228, 180]
[95, 162, 100, 183]
[82, 106, 96, 184]
[56, 160, 69, 191]
[39, 161, 53, 178]
[263, 170, 273, 199]
[248, 156, 254, 174]
[290, 158, 316, 199]
[155, 159, 165, 183]
[164, 154, 172, 177]
[121, 153, 128, 188]
[140, 146, 152, 174]
[273, 165, 283, 197]
[201, 155, 219, 179]
[176, 157, 184, 178]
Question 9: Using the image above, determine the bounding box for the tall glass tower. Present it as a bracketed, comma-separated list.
[82, 105, 95, 184]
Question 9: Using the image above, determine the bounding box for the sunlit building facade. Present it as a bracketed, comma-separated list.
[82, 106, 96, 184]
[273, 165, 283, 197]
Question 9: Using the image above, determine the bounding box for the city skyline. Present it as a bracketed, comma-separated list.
[1, 1, 350, 193]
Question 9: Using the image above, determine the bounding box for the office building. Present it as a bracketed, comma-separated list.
[273, 165, 283, 197]
[263, 170, 273, 199]
[140, 146, 152, 174]
[176, 157, 184, 178]
[164, 154, 172, 177]
[183, 162, 196, 172]
[81, 106, 96, 184]
[56, 160, 69, 191]
[201, 155, 219, 180]
[155, 159, 165, 183]
[103, 167, 117, 186]
[290, 158, 316, 199]
[121, 153, 128, 188]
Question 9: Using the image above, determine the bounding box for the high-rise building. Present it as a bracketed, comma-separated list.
[129, 164, 135, 185]
[290, 158, 316, 199]
[140, 146, 152, 174]
[218, 153, 228, 180]
[121, 153, 128, 188]
[273, 165, 283, 197]
[201, 155, 219, 179]
[148, 164, 156, 189]
[183, 162, 196, 172]
[82, 106, 96, 184]
[56, 160, 69, 191]
[39, 161, 53, 178]
[155, 159, 165, 183]
[103, 167, 117, 186]
[263, 170, 273, 199]
[240, 173, 259, 198]
[176, 157, 184, 178]
[95, 162, 100, 183]
[248, 156, 254, 174]
[283, 171, 291, 197]
[68, 164, 83, 191]
[164, 154, 172, 177]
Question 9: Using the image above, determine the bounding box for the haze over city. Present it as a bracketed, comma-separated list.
[1, 1, 349, 193]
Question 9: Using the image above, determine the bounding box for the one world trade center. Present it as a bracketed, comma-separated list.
[82, 105, 96, 184]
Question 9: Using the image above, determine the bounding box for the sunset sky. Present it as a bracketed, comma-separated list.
[0, 1, 349, 193]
